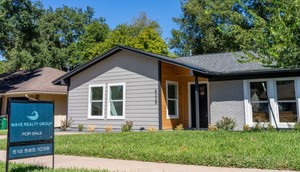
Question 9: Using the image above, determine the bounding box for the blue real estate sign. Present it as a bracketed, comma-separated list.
[8, 101, 54, 160]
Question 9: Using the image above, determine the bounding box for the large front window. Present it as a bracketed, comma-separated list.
[276, 80, 297, 122]
[166, 81, 179, 119]
[250, 81, 269, 122]
[245, 78, 300, 128]
[108, 83, 125, 119]
[88, 85, 105, 119]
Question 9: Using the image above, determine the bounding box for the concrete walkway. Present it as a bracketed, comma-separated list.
[0, 151, 295, 172]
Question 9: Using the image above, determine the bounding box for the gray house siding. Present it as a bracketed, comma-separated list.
[209, 80, 245, 130]
[68, 50, 159, 130]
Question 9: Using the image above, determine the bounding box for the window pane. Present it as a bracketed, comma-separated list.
[110, 101, 123, 116]
[91, 87, 103, 100]
[252, 103, 269, 122]
[279, 102, 297, 122]
[91, 102, 102, 116]
[277, 80, 295, 100]
[110, 86, 123, 100]
[168, 84, 177, 99]
[250, 82, 267, 101]
[168, 100, 177, 116]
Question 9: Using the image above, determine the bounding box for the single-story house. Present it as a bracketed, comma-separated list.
[53, 46, 300, 130]
[0, 67, 67, 127]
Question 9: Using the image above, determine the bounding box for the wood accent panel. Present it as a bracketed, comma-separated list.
[161, 62, 207, 130]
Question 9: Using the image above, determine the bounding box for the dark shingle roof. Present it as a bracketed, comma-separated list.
[53, 46, 298, 85]
[175, 52, 270, 74]
[0, 67, 67, 94]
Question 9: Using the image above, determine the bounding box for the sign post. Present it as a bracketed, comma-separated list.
[6, 100, 54, 172]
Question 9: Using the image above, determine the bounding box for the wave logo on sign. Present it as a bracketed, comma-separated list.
[27, 111, 39, 121]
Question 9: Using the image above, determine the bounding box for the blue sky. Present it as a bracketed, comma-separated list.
[41, 0, 182, 40]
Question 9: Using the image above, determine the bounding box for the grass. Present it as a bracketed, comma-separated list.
[0, 161, 109, 172]
[0, 129, 7, 135]
[0, 131, 300, 170]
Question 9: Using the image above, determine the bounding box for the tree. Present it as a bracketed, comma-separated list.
[90, 12, 171, 60]
[170, 0, 300, 68]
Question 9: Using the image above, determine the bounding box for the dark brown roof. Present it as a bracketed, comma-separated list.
[0, 67, 67, 94]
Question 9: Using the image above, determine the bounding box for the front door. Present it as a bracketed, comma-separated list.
[190, 84, 208, 128]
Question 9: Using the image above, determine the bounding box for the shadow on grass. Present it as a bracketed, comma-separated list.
[10, 165, 46, 172]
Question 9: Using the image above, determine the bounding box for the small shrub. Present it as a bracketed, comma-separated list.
[147, 126, 157, 132]
[294, 122, 300, 131]
[243, 124, 251, 131]
[175, 124, 184, 131]
[208, 124, 218, 131]
[216, 117, 237, 131]
[266, 123, 275, 131]
[105, 125, 113, 132]
[78, 124, 84, 131]
[252, 123, 264, 132]
[87, 125, 96, 132]
[60, 118, 74, 131]
[121, 121, 133, 132]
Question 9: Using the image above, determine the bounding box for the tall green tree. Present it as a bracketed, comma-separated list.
[170, 0, 300, 68]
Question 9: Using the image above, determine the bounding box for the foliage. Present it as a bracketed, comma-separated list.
[175, 123, 184, 131]
[243, 124, 251, 131]
[121, 121, 133, 132]
[105, 125, 113, 132]
[252, 123, 264, 132]
[0, 161, 109, 172]
[294, 122, 300, 131]
[147, 126, 157, 132]
[60, 118, 74, 131]
[171, 0, 300, 68]
[216, 117, 237, 131]
[87, 125, 96, 132]
[78, 124, 84, 131]
[0, 131, 297, 170]
[208, 124, 218, 131]
[0, 2, 170, 73]
[266, 123, 275, 132]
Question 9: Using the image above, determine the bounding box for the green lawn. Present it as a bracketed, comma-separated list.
[0, 129, 7, 135]
[0, 131, 300, 171]
[0, 161, 109, 172]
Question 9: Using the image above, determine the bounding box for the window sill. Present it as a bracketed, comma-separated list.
[167, 115, 179, 119]
[87, 116, 104, 120]
[107, 116, 125, 120]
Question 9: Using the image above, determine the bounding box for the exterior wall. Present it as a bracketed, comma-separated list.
[1, 93, 67, 127]
[161, 62, 207, 130]
[209, 80, 245, 130]
[68, 50, 159, 130]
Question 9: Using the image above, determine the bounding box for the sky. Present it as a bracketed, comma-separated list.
[41, 0, 182, 41]
[0, 0, 182, 61]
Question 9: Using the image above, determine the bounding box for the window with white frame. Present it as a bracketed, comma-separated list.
[245, 78, 300, 127]
[276, 80, 297, 122]
[108, 83, 125, 119]
[250, 81, 270, 122]
[166, 81, 179, 118]
[88, 85, 105, 119]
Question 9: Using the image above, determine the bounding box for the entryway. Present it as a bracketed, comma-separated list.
[190, 84, 208, 128]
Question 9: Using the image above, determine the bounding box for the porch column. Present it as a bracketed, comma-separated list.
[194, 75, 200, 129]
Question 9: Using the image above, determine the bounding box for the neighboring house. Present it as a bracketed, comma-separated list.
[0, 67, 67, 127]
[53, 46, 300, 130]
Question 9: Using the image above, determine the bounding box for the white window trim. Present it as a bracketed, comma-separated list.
[166, 81, 179, 119]
[244, 77, 300, 128]
[107, 83, 126, 119]
[88, 84, 105, 119]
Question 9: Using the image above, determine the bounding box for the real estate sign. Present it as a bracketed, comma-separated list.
[7, 100, 54, 160]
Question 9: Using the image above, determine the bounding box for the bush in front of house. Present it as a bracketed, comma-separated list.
[208, 124, 218, 131]
[216, 117, 237, 131]
[175, 123, 184, 131]
[60, 118, 74, 131]
[121, 121, 133, 132]
[78, 124, 84, 131]
[294, 121, 300, 131]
